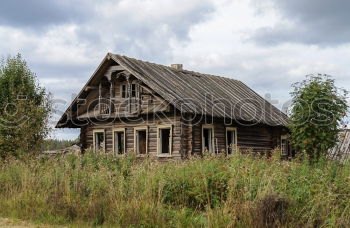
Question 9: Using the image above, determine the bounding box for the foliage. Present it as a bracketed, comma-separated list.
[0, 152, 349, 227]
[41, 138, 79, 151]
[289, 74, 348, 163]
[0, 54, 51, 158]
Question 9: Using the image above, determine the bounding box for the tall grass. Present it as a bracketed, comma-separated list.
[0, 152, 349, 227]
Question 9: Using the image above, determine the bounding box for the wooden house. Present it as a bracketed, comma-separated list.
[56, 53, 290, 158]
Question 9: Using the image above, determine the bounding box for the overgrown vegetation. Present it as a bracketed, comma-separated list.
[0, 54, 51, 158]
[289, 74, 348, 163]
[0, 152, 349, 227]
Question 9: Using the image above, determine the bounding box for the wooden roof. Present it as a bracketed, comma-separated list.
[56, 53, 288, 128]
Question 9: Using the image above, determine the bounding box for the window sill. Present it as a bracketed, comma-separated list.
[136, 154, 149, 158]
[157, 154, 173, 158]
[114, 154, 126, 157]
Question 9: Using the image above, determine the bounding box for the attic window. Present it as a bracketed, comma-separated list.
[131, 84, 137, 97]
[121, 83, 139, 98]
[121, 85, 127, 98]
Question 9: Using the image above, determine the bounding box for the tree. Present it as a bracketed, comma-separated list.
[289, 74, 348, 163]
[0, 54, 52, 158]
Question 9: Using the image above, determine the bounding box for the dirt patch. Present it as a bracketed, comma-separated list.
[0, 218, 60, 228]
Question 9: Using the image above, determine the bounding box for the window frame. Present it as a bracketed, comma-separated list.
[157, 124, 173, 157]
[202, 124, 215, 153]
[93, 129, 105, 153]
[112, 128, 126, 156]
[120, 84, 128, 98]
[281, 135, 289, 156]
[131, 83, 138, 98]
[134, 126, 148, 156]
[226, 127, 238, 155]
[120, 82, 139, 99]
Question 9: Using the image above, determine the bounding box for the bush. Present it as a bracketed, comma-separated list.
[0, 54, 51, 158]
[289, 74, 348, 163]
[255, 193, 289, 227]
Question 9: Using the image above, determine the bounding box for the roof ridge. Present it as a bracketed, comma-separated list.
[111, 53, 241, 83]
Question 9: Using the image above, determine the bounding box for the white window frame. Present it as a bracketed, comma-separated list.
[93, 129, 105, 153]
[281, 135, 289, 156]
[157, 124, 173, 157]
[202, 124, 215, 153]
[226, 127, 238, 155]
[112, 128, 126, 156]
[134, 126, 148, 155]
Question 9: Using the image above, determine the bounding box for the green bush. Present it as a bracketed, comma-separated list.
[289, 74, 348, 163]
[0, 54, 51, 158]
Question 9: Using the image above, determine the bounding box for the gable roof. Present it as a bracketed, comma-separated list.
[56, 53, 288, 128]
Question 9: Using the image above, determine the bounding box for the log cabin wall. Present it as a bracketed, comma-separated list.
[81, 112, 184, 159]
[189, 116, 284, 156]
[81, 113, 285, 158]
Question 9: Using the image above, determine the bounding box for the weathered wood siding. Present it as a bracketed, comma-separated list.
[187, 117, 283, 156]
[76, 73, 169, 119]
[82, 112, 184, 158]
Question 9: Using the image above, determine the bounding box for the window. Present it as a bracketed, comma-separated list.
[93, 130, 105, 152]
[157, 125, 172, 156]
[121, 83, 139, 98]
[121, 84, 127, 98]
[281, 135, 289, 156]
[202, 125, 215, 153]
[134, 127, 148, 155]
[131, 84, 137, 97]
[226, 127, 237, 155]
[99, 102, 110, 114]
[113, 128, 125, 155]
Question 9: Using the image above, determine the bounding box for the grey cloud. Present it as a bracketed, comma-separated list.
[79, 0, 215, 62]
[0, 0, 216, 139]
[252, 0, 350, 46]
[0, 0, 98, 28]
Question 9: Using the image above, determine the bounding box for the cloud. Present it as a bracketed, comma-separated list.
[0, 0, 95, 28]
[87, 0, 215, 61]
[0, 0, 216, 139]
[0, 0, 216, 63]
[252, 0, 350, 46]
[1, 0, 350, 139]
[0, 0, 216, 93]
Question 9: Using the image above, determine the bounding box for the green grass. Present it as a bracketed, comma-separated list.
[0, 152, 349, 227]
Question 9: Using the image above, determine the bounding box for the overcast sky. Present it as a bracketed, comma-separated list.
[1, 0, 349, 140]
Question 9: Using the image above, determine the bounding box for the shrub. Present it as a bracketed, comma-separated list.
[0, 54, 51, 158]
[289, 74, 348, 163]
[255, 193, 289, 227]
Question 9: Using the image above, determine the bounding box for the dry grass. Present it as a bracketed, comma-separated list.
[0, 151, 349, 227]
